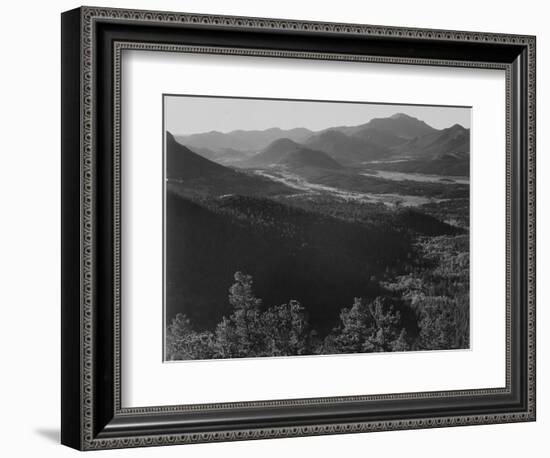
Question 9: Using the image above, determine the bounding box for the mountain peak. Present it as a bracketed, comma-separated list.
[365, 113, 437, 139]
[389, 112, 416, 120]
[263, 137, 301, 153]
[448, 123, 466, 131]
[442, 123, 468, 141]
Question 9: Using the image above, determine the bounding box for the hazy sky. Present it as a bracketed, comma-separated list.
[164, 95, 471, 136]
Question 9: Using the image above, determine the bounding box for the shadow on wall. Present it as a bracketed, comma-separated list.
[34, 428, 59, 444]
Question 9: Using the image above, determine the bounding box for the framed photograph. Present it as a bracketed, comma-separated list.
[61, 6, 536, 450]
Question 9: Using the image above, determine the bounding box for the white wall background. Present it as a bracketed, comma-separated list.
[0, 0, 546, 456]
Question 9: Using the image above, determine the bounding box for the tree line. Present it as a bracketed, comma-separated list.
[166, 271, 468, 360]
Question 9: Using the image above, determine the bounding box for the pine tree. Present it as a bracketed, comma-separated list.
[418, 297, 460, 350]
[261, 300, 310, 356]
[325, 296, 409, 354]
[165, 313, 193, 360]
[165, 313, 215, 360]
[227, 272, 264, 357]
[213, 317, 238, 358]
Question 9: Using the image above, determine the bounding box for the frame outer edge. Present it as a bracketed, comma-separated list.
[61, 7, 85, 451]
[80, 6, 96, 451]
[81, 5, 535, 43]
[526, 36, 536, 421]
[71, 6, 537, 450]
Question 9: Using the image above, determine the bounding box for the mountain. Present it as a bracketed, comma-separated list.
[305, 130, 388, 164]
[361, 113, 438, 139]
[175, 126, 314, 154]
[262, 137, 302, 157]
[242, 138, 342, 170]
[243, 138, 301, 167]
[187, 145, 220, 161]
[348, 127, 408, 148]
[166, 131, 230, 180]
[166, 132, 292, 196]
[330, 124, 408, 148]
[227, 127, 313, 150]
[279, 148, 343, 170]
[392, 123, 470, 158]
[188, 145, 256, 165]
[175, 131, 251, 152]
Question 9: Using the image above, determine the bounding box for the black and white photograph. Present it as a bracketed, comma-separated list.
[164, 95, 471, 361]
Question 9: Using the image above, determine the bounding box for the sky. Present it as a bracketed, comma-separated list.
[164, 95, 471, 136]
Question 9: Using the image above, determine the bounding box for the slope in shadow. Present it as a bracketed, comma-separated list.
[165, 191, 415, 335]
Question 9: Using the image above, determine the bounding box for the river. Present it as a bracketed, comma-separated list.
[362, 169, 469, 185]
[253, 169, 447, 208]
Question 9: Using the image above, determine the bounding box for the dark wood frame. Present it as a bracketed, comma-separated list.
[61, 6, 536, 450]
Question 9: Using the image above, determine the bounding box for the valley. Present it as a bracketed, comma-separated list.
[253, 168, 445, 207]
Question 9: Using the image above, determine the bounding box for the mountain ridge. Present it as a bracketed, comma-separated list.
[172, 112, 470, 167]
[175, 126, 314, 153]
[391, 123, 470, 158]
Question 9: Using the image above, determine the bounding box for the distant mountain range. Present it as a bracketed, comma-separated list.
[173, 113, 469, 169]
[175, 127, 313, 154]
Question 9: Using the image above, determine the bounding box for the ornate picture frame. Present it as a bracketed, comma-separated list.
[61, 6, 536, 450]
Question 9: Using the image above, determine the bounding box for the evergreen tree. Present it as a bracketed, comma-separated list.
[334, 297, 373, 353]
[227, 272, 264, 357]
[166, 313, 193, 360]
[324, 296, 408, 354]
[213, 317, 239, 358]
[165, 313, 215, 360]
[368, 296, 403, 351]
[166, 273, 423, 360]
[418, 297, 467, 350]
[261, 300, 310, 356]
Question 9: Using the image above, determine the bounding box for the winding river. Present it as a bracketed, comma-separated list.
[253, 169, 448, 208]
